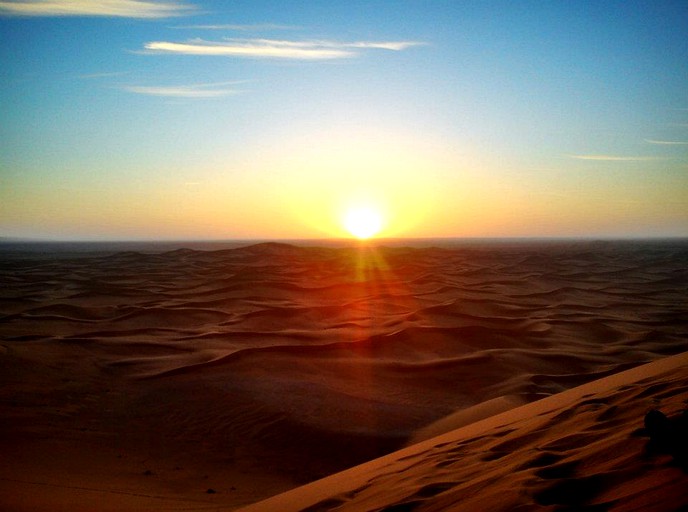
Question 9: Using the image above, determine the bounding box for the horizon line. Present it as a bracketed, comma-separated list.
[3, 235, 688, 244]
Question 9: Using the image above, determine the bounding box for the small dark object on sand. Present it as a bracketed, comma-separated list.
[643, 409, 688, 469]
[644, 409, 670, 434]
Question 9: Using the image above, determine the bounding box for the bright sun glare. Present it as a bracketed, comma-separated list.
[343, 206, 384, 239]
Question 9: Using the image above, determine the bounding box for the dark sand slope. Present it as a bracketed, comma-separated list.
[239, 351, 688, 512]
[1, 240, 687, 510]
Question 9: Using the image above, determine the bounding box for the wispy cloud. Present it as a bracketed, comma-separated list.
[172, 23, 301, 31]
[0, 0, 196, 18]
[346, 41, 421, 51]
[645, 139, 688, 145]
[141, 38, 424, 59]
[568, 154, 666, 161]
[122, 81, 242, 98]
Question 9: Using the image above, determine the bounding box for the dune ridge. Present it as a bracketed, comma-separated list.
[1, 240, 687, 509]
[238, 350, 688, 512]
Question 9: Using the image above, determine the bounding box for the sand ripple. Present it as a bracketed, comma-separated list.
[1, 240, 687, 477]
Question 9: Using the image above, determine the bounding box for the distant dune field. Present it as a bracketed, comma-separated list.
[1, 240, 687, 510]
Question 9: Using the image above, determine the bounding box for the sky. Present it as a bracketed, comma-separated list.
[1, 0, 687, 240]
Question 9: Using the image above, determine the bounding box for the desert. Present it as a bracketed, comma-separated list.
[1, 239, 687, 511]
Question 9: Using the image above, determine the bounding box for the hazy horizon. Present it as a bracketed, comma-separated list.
[2, 1, 687, 240]
[4, 233, 688, 243]
[3, 234, 687, 249]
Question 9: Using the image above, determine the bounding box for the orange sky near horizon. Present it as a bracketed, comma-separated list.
[3, 137, 686, 241]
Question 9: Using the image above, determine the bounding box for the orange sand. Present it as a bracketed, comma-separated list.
[239, 351, 688, 512]
[1, 240, 687, 510]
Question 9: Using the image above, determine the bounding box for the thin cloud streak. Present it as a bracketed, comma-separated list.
[122, 81, 242, 98]
[568, 155, 667, 161]
[645, 139, 688, 145]
[0, 0, 196, 18]
[348, 41, 422, 50]
[142, 38, 424, 59]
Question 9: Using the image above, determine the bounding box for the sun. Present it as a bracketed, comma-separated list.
[343, 206, 384, 239]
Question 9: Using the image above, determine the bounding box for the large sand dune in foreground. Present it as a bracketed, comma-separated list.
[239, 350, 688, 512]
[1, 240, 687, 510]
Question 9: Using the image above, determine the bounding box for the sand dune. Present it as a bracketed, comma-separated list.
[1, 240, 687, 510]
[238, 351, 688, 512]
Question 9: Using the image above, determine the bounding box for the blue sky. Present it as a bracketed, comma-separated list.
[1, 0, 687, 240]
